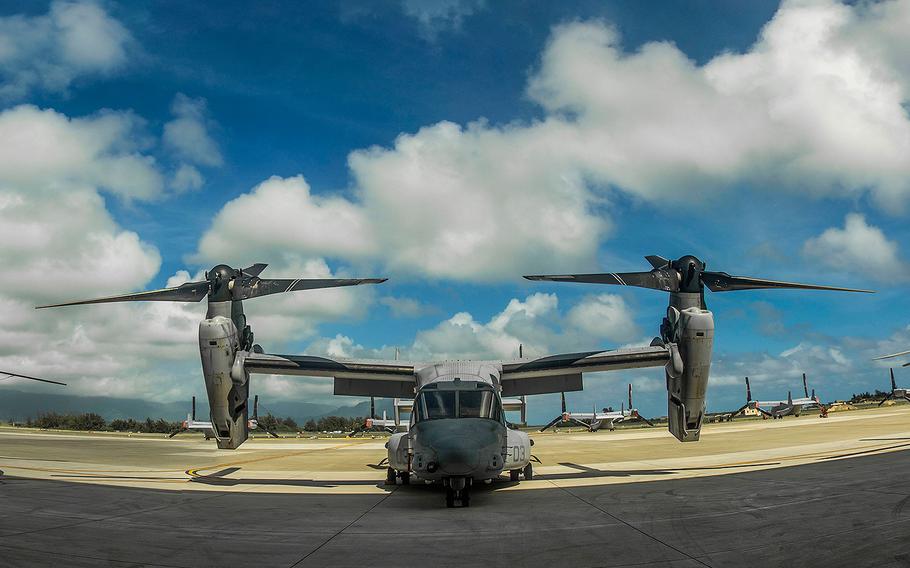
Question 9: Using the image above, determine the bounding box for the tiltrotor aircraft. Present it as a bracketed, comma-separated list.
[728, 374, 823, 419]
[539, 385, 654, 432]
[168, 394, 278, 439]
[40, 255, 869, 507]
[877, 369, 909, 406]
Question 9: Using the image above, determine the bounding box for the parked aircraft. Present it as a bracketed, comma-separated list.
[728, 374, 823, 419]
[40, 255, 868, 506]
[168, 395, 279, 438]
[539, 384, 654, 432]
[878, 369, 910, 406]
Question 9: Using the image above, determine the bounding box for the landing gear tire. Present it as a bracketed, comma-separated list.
[385, 467, 397, 485]
[399, 471, 410, 485]
[509, 469, 520, 481]
[523, 462, 533, 481]
[445, 478, 471, 508]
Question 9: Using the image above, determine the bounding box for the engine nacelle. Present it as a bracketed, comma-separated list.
[199, 316, 249, 449]
[386, 432, 410, 471]
[666, 305, 714, 442]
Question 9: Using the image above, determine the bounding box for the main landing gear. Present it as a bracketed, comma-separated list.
[445, 477, 471, 508]
[509, 462, 533, 482]
[385, 467, 411, 485]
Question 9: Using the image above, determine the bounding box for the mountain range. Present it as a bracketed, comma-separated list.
[0, 389, 393, 425]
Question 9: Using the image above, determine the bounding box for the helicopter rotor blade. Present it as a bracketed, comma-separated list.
[0, 370, 66, 386]
[700, 272, 873, 293]
[36, 280, 210, 308]
[232, 278, 387, 300]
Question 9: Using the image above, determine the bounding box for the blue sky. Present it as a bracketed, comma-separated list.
[2, 0, 910, 422]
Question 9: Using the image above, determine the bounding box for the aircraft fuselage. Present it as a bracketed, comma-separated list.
[384, 361, 532, 506]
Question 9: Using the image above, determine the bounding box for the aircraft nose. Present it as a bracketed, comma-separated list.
[415, 419, 503, 476]
[435, 447, 477, 475]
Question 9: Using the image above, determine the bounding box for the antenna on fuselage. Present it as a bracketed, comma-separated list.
[519, 344, 523, 358]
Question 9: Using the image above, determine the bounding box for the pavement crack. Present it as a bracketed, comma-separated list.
[544, 479, 714, 568]
[287, 486, 398, 568]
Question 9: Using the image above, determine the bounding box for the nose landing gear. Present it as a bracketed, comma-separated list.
[444, 476, 471, 508]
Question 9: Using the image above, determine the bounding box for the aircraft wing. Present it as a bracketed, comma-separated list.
[499, 345, 671, 397]
[755, 400, 787, 407]
[243, 353, 417, 398]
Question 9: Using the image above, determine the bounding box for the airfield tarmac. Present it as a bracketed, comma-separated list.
[1, 405, 909, 567]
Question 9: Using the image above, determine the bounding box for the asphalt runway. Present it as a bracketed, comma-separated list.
[2, 406, 910, 567]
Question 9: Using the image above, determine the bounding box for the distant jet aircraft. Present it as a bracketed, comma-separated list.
[540, 384, 654, 432]
[878, 369, 910, 406]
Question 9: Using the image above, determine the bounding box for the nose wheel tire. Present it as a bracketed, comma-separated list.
[445, 486, 471, 508]
[509, 469, 520, 481]
[399, 471, 410, 485]
[385, 467, 397, 485]
[523, 462, 533, 480]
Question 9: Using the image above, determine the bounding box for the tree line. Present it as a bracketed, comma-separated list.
[18, 412, 367, 433]
[850, 390, 890, 403]
[23, 412, 181, 433]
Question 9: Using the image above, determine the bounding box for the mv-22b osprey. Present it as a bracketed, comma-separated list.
[40, 255, 869, 507]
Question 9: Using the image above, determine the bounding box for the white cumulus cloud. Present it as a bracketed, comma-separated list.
[0, 106, 374, 402]
[163, 93, 222, 168]
[0, 1, 133, 100]
[197, 0, 910, 284]
[802, 213, 906, 281]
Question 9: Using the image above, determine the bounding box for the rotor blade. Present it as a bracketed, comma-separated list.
[0, 370, 66, 386]
[874, 349, 910, 361]
[644, 255, 669, 269]
[878, 394, 893, 407]
[756, 407, 774, 418]
[259, 426, 280, 439]
[539, 416, 563, 432]
[167, 427, 187, 438]
[36, 280, 210, 309]
[524, 271, 676, 292]
[700, 271, 873, 293]
[233, 277, 387, 300]
[241, 263, 268, 277]
[640, 416, 655, 427]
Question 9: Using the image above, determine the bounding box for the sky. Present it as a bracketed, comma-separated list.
[1, 0, 910, 423]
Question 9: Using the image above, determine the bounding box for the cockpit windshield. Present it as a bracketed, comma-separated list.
[422, 390, 455, 420]
[458, 390, 495, 419]
[414, 385, 502, 423]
